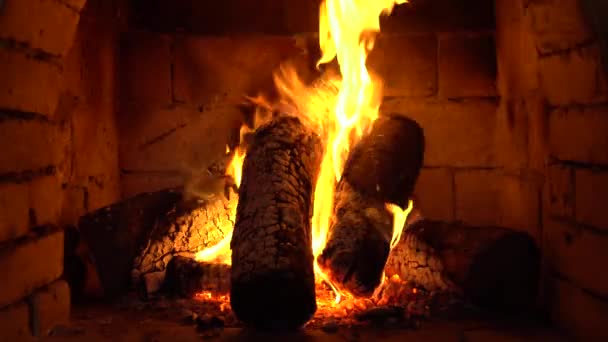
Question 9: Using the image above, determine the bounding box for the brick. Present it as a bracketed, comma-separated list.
[526, 0, 593, 54]
[547, 164, 575, 218]
[494, 99, 530, 169]
[547, 276, 608, 341]
[368, 34, 437, 97]
[543, 219, 608, 297]
[438, 34, 497, 98]
[455, 170, 541, 240]
[121, 173, 183, 198]
[0, 0, 80, 56]
[539, 44, 608, 106]
[495, 0, 540, 97]
[412, 168, 454, 221]
[0, 229, 63, 308]
[28, 176, 64, 227]
[0, 48, 62, 116]
[549, 106, 608, 165]
[0, 301, 32, 341]
[0, 176, 64, 244]
[71, 105, 119, 180]
[382, 99, 498, 167]
[29, 280, 70, 337]
[120, 31, 172, 105]
[173, 35, 303, 105]
[0, 119, 68, 174]
[0, 183, 29, 243]
[575, 169, 608, 230]
[119, 104, 240, 173]
[86, 173, 121, 212]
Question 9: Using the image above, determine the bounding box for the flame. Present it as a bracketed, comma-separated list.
[195, 0, 412, 306]
[307, 0, 408, 304]
[386, 200, 414, 249]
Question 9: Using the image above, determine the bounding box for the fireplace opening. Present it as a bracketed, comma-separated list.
[1, 0, 608, 340]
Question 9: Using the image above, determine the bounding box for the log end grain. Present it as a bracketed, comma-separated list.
[342, 113, 424, 209]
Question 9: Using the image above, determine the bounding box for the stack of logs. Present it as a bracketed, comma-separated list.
[71, 110, 540, 331]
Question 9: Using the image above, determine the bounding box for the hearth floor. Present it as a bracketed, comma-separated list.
[41, 297, 565, 342]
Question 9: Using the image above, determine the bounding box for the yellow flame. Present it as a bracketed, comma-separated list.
[308, 0, 408, 304]
[386, 200, 414, 249]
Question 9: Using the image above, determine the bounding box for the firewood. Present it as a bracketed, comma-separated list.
[230, 115, 323, 330]
[77, 188, 183, 297]
[132, 194, 236, 285]
[385, 220, 540, 313]
[342, 114, 424, 209]
[318, 180, 393, 296]
[318, 114, 425, 296]
[164, 256, 230, 298]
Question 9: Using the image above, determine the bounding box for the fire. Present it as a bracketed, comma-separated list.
[195, 0, 412, 307]
[194, 144, 245, 265]
[309, 0, 409, 304]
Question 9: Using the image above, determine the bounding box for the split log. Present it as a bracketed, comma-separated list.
[132, 193, 236, 284]
[384, 220, 541, 313]
[318, 114, 425, 296]
[317, 180, 393, 296]
[342, 114, 424, 209]
[230, 115, 323, 330]
[163, 256, 230, 298]
[77, 188, 183, 297]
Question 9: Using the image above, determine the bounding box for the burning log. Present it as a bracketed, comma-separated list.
[163, 256, 230, 298]
[318, 114, 424, 296]
[318, 180, 393, 296]
[342, 114, 424, 209]
[132, 194, 236, 284]
[77, 188, 183, 297]
[230, 115, 323, 330]
[384, 220, 541, 313]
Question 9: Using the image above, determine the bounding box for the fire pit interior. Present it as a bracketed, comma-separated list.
[1, 0, 608, 340]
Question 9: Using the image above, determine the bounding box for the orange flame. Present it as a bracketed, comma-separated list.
[308, 0, 409, 304]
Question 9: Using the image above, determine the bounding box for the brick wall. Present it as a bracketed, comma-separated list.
[117, 0, 497, 197]
[0, 0, 122, 339]
[116, 0, 607, 338]
[496, 0, 608, 340]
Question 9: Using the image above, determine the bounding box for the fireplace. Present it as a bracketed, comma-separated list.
[1, 0, 608, 340]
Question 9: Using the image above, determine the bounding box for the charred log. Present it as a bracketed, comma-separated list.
[163, 256, 230, 298]
[77, 188, 183, 297]
[230, 115, 323, 330]
[318, 114, 425, 296]
[385, 220, 540, 313]
[132, 194, 236, 284]
[318, 180, 392, 296]
[342, 114, 424, 209]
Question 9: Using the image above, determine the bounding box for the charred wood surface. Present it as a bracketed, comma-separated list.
[318, 114, 424, 296]
[164, 256, 230, 298]
[132, 195, 235, 284]
[385, 220, 540, 313]
[78, 188, 183, 297]
[318, 180, 393, 296]
[342, 114, 424, 209]
[230, 115, 323, 330]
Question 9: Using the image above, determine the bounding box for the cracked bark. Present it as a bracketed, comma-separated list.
[384, 220, 540, 313]
[132, 195, 236, 285]
[230, 115, 323, 330]
[318, 114, 424, 296]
